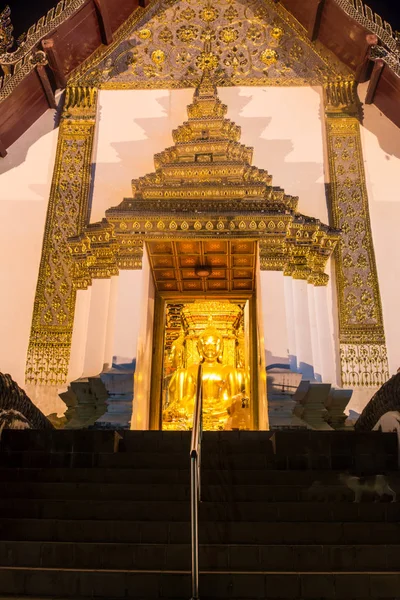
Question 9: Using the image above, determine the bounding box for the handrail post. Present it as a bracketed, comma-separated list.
[190, 455, 199, 600]
[190, 363, 203, 600]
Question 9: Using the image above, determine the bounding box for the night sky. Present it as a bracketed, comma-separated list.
[5, 0, 400, 43]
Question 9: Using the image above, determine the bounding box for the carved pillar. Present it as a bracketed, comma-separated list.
[324, 79, 389, 388]
[25, 86, 98, 386]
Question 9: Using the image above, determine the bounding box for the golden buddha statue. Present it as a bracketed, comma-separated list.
[185, 323, 244, 431]
[163, 335, 194, 430]
[162, 319, 251, 431]
[225, 345, 251, 430]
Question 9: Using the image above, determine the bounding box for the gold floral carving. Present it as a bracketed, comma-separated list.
[25, 87, 98, 386]
[324, 79, 389, 388]
[69, 0, 350, 89]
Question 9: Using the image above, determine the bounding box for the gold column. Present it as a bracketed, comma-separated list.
[324, 79, 389, 388]
[26, 86, 98, 385]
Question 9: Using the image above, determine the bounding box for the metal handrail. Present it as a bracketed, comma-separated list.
[190, 362, 203, 600]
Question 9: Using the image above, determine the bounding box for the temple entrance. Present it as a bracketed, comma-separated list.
[144, 238, 265, 430]
[149, 295, 261, 431]
[160, 299, 251, 431]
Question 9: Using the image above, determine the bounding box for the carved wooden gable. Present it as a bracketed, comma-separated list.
[71, 0, 350, 88]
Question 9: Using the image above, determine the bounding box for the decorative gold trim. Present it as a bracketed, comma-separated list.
[334, 0, 398, 56]
[25, 87, 98, 386]
[324, 79, 389, 387]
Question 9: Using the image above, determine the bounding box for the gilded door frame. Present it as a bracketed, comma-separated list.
[148, 290, 260, 431]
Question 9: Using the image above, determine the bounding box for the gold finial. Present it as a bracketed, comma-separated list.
[0, 6, 14, 53]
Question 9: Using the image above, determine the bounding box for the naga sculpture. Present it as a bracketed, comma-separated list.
[0, 373, 54, 430]
[354, 370, 400, 431]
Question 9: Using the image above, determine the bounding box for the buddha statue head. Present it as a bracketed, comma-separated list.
[197, 321, 223, 363]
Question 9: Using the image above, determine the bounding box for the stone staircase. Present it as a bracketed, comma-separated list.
[0, 429, 399, 599]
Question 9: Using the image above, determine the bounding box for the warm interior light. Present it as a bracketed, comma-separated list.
[195, 265, 212, 278]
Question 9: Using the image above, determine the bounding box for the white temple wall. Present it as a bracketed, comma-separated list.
[112, 269, 145, 365]
[358, 83, 400, 377]
[0, 104, 59, 389]
[92, 86, 339, 385]
[259, 271, 290, 369]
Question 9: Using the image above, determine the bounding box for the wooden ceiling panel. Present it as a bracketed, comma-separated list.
[179, 255, 200, 268]
[206, 255, 229, 268]
[154, 269, 176, 280]
[208, 280, 228, 291]
[182, 280, 203, 291]
[158, 281, 179, 292]
[176, 241, 201, 254]
[147, 241, 173, 255]
[204, 240, 228, 254]
[232, 255, 255, 268]
[233, 268, 253, 279]
[151, 256, 175, 269]
[147, 240, 256, 294]
[231, 241, 254, 254]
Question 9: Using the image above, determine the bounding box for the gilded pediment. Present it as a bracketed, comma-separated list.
[70, 0, 350, 88]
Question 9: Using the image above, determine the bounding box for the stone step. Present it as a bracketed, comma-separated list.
[0, 451, 279, 470]
[0, 430, 121, 454]
[1, 449, 396, 471]
[2, 519, 400, 544]
[1, 541, 400, 571]
[0, 567, 399, 598]
[0, 498, 399, 522]
[2, 467, 398, 486]
[0, 481, 370, 502]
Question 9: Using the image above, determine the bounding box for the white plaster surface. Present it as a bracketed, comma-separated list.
[358, 83, 400, 377]
[82, 278, 112, 377]
[260, 271, 290, 368]
[131, 249, 155, 430]
[0, 105, 59, 389]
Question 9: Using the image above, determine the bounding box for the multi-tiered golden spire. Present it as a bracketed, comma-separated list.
[130, 47, 297, 213]
[69, 42, 340, 289]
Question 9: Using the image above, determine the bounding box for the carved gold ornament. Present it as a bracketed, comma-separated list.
[219, 27, 239, 44]
[151, 49, 166, 65]
[271, 26, 284, 40]
[177, 25, 199, 42]
[26, 87, 98, 386]
[260, 48, 278, 66]
[200, 6, 219, 22]
[138, 28, 151, 40]
[324, 79, 389, 388]
[196, 51, 218, 71]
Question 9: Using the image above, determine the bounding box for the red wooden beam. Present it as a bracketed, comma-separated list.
[0, 137, 7, 158]
[308, 0, 326, 42]
[42, 38, 68, 89]
[365, 59, 385, 105]
[139, 0, 150, 6]
[36, 65, 57, 110]
[355, 34, 378, 84]
[93, 0, 113, 45]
